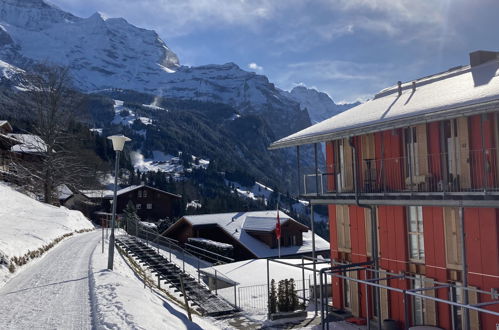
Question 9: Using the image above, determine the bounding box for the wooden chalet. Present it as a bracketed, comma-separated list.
[162, 210, 330, 261]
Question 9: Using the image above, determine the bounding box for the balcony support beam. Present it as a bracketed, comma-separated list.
[309, 198, 499, 208]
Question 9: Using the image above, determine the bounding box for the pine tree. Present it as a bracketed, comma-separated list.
[289, 278, 298, 311]
[123, 201, 140, 235]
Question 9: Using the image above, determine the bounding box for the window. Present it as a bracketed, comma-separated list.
[405, 126, 419, 178]
[412, 275, 426, 325]
[143, 190, 148, 198]
[136, 204, 142, 209]
[408, 206, 424, 261]
[146, 203, 152, 210]
[137, 190, 142, 198]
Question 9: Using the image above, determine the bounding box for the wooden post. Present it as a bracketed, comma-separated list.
[179, 275, 192, 321]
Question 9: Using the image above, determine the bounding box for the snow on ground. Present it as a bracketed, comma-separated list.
[186, 200, 202, 209]
[0, 232, 99, 329]
[91, 234, 220, 330]
[111, 99, 152, 127]
[90, 128, 103, 135]
[227, 180, 273, 204]
[292, 200, 329, 223]
[131, 150, 184, 173]
[130, 150, 210, 174]
[202, 258, 331, 321]
[202, 258, 331, 288]
[0, 183, 94, 284]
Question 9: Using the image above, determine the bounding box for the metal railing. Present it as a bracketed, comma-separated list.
[304, 148, 499, 196]
[235, 279, 311, 314]
[121, 217, 235, 288]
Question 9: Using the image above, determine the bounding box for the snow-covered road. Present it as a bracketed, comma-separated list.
[0, 231, 100, 330]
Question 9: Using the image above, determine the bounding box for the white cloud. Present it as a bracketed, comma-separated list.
[248, 62, 263, 72]
[51, 0, 286, 37]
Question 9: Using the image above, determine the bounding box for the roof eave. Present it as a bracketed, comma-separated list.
[268, 98, 499, 150]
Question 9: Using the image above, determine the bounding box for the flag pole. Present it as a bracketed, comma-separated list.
[277, 194, 281, 258]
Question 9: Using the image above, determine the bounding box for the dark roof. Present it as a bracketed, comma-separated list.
[104, 184, 181, 199]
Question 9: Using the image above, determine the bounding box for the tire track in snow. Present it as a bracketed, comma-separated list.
[0, 231, 100, 330]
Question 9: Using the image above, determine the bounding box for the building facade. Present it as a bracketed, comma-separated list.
[270, 51, 499, 329]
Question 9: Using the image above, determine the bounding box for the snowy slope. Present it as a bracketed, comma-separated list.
[0, 183, 94, 260]
[286, 86, 359, 124]
[91, 237, 219, 330]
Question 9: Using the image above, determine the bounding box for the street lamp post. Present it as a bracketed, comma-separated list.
[107, 134, 131, 270]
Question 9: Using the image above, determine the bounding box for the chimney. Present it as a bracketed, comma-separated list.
[397, 81, 402, 96]
[469, 50, 499, 67]
[412, 81, 416, 92]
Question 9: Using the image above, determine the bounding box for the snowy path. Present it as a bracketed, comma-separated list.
[0, 231, 100, 330]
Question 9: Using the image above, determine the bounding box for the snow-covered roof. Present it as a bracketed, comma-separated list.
[0, 120, 13, 133]
[113, 184, 181, 199]
[200, 258, 332, 288]
[80, 189, 113, 199]
[169, 210, 329, 258]
[270, 58, 499, 149]
[243, 215, 291, 232]
[0, 133, 21, 147]
[56, 184, 73, 200]
[188, 237, 233, 249]
[8, 134, 48, 154]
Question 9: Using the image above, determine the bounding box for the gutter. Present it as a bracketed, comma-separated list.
[349, 137, 382, 330]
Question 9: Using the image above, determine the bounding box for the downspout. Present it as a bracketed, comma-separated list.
[349, 137, 381, 329]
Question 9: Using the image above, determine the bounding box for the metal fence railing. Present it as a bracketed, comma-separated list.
[236, 279, 311, 314]
[304, 148, 499, 196]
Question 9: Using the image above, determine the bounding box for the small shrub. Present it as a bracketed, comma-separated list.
[8, 263, 15, 273]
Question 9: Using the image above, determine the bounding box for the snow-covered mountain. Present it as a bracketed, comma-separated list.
[286, 86, 359, 124]
[0, 0, 313, 139]
[0, 0, 179, 90]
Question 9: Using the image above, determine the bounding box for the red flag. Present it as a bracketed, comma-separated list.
[275, 207, 281, 240]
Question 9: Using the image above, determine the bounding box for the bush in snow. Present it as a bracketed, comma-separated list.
[277, 278, 299, 312]
[8, 262, 15, 273]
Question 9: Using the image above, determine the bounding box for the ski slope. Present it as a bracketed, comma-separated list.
[0, 231, 99, 329]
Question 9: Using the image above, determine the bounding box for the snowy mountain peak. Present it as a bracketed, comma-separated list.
[286, 85, 358, 123]
[0, 0, 180, 87]
[0, 0, 78, 30]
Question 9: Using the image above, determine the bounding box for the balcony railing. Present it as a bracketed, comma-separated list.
[303, 148, 499, 197]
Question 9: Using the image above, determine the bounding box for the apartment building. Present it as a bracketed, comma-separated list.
[269, 50, 499, 329]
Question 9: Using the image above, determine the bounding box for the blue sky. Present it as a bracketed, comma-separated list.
[50, 0, 499, 103]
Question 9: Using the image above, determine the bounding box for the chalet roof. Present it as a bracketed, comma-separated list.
[8, 134, 48, 154]
[165, 210, 329, 258]
[242, 215, 307, 232]
[113, 184, 181, 199]
[270, 56, 499, 149]
[80, 189, 114, 199]
[0, 120, 13, 133]
[0, 133, 22, 148]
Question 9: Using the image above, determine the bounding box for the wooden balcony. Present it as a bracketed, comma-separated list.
[302, 148, 499, 205]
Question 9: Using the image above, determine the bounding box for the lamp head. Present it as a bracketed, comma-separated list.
[107, 135, 131, 151]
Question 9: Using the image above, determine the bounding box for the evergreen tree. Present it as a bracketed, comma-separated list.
[123, 201, 140, 235]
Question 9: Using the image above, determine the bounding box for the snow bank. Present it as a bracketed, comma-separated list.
[90, 237, 220, 330]
[0, 183, 94, 259]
